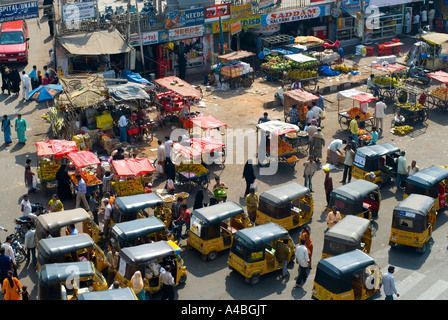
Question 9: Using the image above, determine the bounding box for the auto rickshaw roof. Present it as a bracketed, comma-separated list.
[259, 183, 310, 207]
[192, 201, 244, 225]
[330, 180, 379, 203]
[317, 249, 376, 278]
[234, 223, 288, 249]
[356, 142, 400, 158]
[394, 194, 435, 217]
[38, 261, 95, 285]
[78, 287, 138, 300]
[111, 216, 166, 241]
[37, 233, 95, 259]
[36, 208, 91, 232]
[324, 216, 371, 245]
[118, 240, 180, 265]
[115, 193, 164, 213]
[406, 165, 448, 189]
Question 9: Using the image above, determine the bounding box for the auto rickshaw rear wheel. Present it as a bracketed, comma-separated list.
[245, 274, 261, 285]
[207, 250, 218, 261]
[179, 273, 187, 284]
[417, 242, 427, 254]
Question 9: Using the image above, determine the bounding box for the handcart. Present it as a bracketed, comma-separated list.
[426, 70, 448, 111]
[111, 158, 155, 197]
[337, 89, 376, 132]
[66, 150, 103, 195]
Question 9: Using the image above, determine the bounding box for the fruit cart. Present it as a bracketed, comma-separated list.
[426, 71, 448, 111]
[255, 120, 301, 170]
[66, 150, 103, 194]
[260, 49, 294, 81]
[174, 162, 210, 192]
[217, 50, 256, 89]
[337, 89, 376, 132]
[283, 88, 319, 129]
[35, 140, 78, 194]
[372, 63, 407, 102]
[111, 158, 155, 196]
[392, 102, 429, 124]
[283, 53, 320, 91]
[172, 136, 226, 168]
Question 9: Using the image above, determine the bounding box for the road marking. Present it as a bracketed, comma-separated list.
[395, 271, 425, 296]
[416, 280, 448, 300]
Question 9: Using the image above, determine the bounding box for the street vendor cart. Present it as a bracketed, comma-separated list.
[111, 158, 155, 197]
[371, 63, 407, 102]
[35, 140, 78, 194]
[256, 120, 301, 170]
[426, 70, 448, 111]
[217, 50, 255, 89]
[419, 32, 448, 71]
[337, 89, 376, 132]
[67, 150, 103, 195]
[172, 136, 226, 168]
[260, 48, 294, 81]
[283, 53, 320, 91]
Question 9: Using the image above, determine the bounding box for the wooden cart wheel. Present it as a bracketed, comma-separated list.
[365, 118, 375, 133]
[339, 116, 350, 131]
[284, 114, 290, 123]
[384, 90, 395, 103]
[221, 148, 226, 165]
[426, 95, 436, 110]
[305, 79, 318, 92]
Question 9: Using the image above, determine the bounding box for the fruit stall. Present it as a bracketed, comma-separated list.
[66, 150, 103, 194]
[357, 129, 372, 146]
[35, 139, 78, 193]
[283, 53, 320, 91]
[174, 162, 210, 192]
[372, 63, 407, 102]
[426, 71, 448, 111]
[217, 50, 256, 89]
[111, 158, 155, 196]
[255, 120, 301, 170]
[393, 102, 428, 124]
[337, 89, 377, 132]
[283, 88, 319, 130]
[261, 49, 294, 81]
[172, 136, 226, 167]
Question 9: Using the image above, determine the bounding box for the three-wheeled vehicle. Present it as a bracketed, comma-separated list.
[227, 223, 295, 285]
[77, 287, 138, 300]
[352, 142, 401, 187]
[256, 182, 314, 230]
[114, 240, 187, 295]
[187, 201, 253, 261]
[328, 180, 381, 220]
[312, 249, 381, 300]
[404, 165, 448, 212]
[322, 215, 372, 259]
[37, 261, 108, 300]
[112, 193, 172, 227]
[389, 194, 437, 254]
[35, 208, 103, 245]
[37, 233, 108, 272]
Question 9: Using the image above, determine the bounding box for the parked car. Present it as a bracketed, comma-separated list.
[0, 20, 29, 64]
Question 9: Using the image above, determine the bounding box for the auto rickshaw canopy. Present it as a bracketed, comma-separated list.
[330, 180, 379, 214]
[324, 215, 371, 247]
[77, 287, 137, 300]
[111, 216, 167, 242]
[114, 193, 165, 214]
[355, 142, 400, 159]
[37, 233, 95, 262]
[191, 201, 244, 225]
[36, 208, 91, 239]
[406, 165, 448, 189]
[118, 240, 180, 266]
[38, 261, 95, 286]
[259, 182, 310, 207]
[233, 223, 288, 250]
[394, 194, 435, 218]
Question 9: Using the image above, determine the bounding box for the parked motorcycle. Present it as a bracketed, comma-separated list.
[14, 203, 46, 240]
[9, 234, 26, 264]
[407, 62, 431, 86]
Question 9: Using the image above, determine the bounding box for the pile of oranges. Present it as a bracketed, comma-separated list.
[347, 107, 372, 120]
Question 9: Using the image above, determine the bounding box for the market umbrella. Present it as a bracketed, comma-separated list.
[28, 84, 64, 102]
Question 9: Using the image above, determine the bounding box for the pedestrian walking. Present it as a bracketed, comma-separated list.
[9, 67, 20, 96]
[341, 144, 355, 184]
[310, 127, 325, 163]
[160, 265, 175, 300]
[2, 114, 12, 145]
[275, 238, 291, 278]
[193, 189, 204, 210]
[307, 119, 318, 156]
[24, 226, 37, 267]
[105, 246, 118, 286]
[89, 191, 99, 225]
[245, 188, 259, 224]
[294, 238, 310, 288]
[164, 136, 173, 163]
[75, 174, 90, 211]
[303, 156, 317, 192]
[0, 247, 13, 286]
[324, 167, 333, 207]
[55, 163, 72, 201]
[101, 198, 112, 241]
[130, 270, 146, 300]
[118, 114, 128, 143]
[15, 114, 27, 144]
[379, 266, 399, 300]
[396, 151, 407, 191]
[21, 71, 30, 101]
[326, 206, 342, 230]
[242, 160, 256, 196]
[298, 225, 313, 266]
[24, 159, 36, 194]
[29, 65, 38, 90]
[156, 139, 166, 177]
[2, 270, 22, 300]
[1, 65, 10, 94]
[1, 236, 17, 277]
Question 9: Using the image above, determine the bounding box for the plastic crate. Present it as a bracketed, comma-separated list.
[366, 46, 374, 56]
[96, 113, 113, 129]
[392, 38, 400, 43]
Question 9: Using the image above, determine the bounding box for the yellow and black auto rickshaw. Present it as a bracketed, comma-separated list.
[188, 201, 253, 261]
[389, 193, 437, 254]
[404, 165, 448, 212]
[110, 216, 173, 250]
[352, 142, 401, 187]
[328, 179, 381, 220]
[227, 223, 295, 285]
[114, 240, 187, 295]
[37, 261, 108, 300]
[312, 249, 381, 300]
[322, 215, 372, 259]
[256, 182, 313, 230]
[77, 287, 138, 300]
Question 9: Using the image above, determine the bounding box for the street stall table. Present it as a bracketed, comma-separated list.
[420, 32, 448, 71]
[427, 70, 448, 111]
[283, 53, 320, 91]
[337, 89, 376, 132]
[66, 150, 103, 194]
[372, 63, 407, 102]
[260, 48, 294, 81]
[111, 158, 155, 197]
[217, 50, 255, 89]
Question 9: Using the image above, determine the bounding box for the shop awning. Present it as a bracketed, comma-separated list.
[107, 83, 151, 102]
[284, 53, 318, 64]
[154, 76, 202, 98]
[217, 50, 255, 61]
[112, 158, 155, 177]
[172, 137, 225, 159]
[427, 70, 448, 84]
[188, 115, 227, 130]
[294, 36, 325, 44]
[337, 89, 377, 103]
[66, 151, 100, 169]
[372, 63, 407, 73]
[256, 120, 299, 136]
[284, 89, 319, 104]
[36, 140, 78, 158]
[421, 32, 448, 45]
[58, 29, 131, 55]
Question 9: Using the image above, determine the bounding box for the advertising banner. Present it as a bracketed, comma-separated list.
[129, 31, 159, 47]
[204, 4, 230, 22]
[212, 15, 261, 33]
[166, 8, 205, 29]
[230, 20, 242, 35]
[261, 5, 329, 26]
[62, 1, 95, 22]
[169, 25, 204, 41]
[0, 1, 39, 23]
[230, 3, 252, 20]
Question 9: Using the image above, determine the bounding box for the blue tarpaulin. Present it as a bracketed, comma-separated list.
[120, 69, 152, 86]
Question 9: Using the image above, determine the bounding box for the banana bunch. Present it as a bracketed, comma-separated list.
[333, 64, 351, 73]
[287, 69, 318, 80]
[374, 76, 399, 87]
[38, 159, 60, 182]
[393, 125, 414, 136]
[396, 102, 425, 111]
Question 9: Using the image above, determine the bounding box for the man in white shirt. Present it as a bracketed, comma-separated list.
[160, 265, 175, 300]
[101, 198, 112, 239]
[164, 136, 173, 162]
[380, 266, 399, 300]
[24, 226, 37, 267]
[405, 9, 412, 34]
[328, 139, 346, 166]
[21, 194, 32, 217]
[421, 8, 427, 27]
[374, 97, 387, 132]
[413, 13, 420, 35]
[311, 101, 323, 127]
[1, 236, 16, 271]
[305, 108, 315, 125]
[156, 139, 166, 177]
[428, 8, 435, 31]
[21, 71, 30, 101]
[294, 238, 310, 288]
[118, 114, 128, 142]
[396, 151, 407, 191]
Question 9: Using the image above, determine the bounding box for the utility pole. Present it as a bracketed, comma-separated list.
[135, 0, 146, 76]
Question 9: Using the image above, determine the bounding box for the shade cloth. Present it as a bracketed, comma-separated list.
[284, 53, 318, 64]
[427, 70, 448, 84]
[421, 32, 448, 46]
[66, 151, 100, 169]
[108, 83, 151, 102]
[284, 89, 319, 104]
[188, 115, 227, 130]
[337, 89, 377, 103]
[112, 158, 155, 177]
[154, 76, 202, 98]
[372, 63, 407, 74]
[172, 137, 225, 159]
[256, 120, 299, 136]
[36, 140, 78, 158]
[217, 50, 255, 61]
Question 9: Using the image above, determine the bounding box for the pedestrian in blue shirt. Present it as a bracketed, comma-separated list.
[75, 174, 90, 211]
[289, 105, 300, 125]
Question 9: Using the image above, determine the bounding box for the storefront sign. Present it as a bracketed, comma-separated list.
[230, 3, 253, 20]
[230, 21, 242, 35]
[250, 24, 281, 35]
[0, 1, 39, 23]
[212, 15, 261, 33]
[166, 8, 205, 29]
[158, 30, 170, 43]
[261, 5, 329, 26]
[341, 0, 370, 8]
[169, 25, 204, 41]
[204, 4, 230, 22]
[129, 31, 159, 47]
[62, 1, 95, 22]
[259, 0, 275, 10]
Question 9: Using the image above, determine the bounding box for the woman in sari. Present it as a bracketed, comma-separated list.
[2, 271, 22, 300]
[15, 114, 27, 144]
[2, 115, 12, 145]
[298, 225, 313, 266]
[48, 194, 64, 212]
[130, 270, 146, 300]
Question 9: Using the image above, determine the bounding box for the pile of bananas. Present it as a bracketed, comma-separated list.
[287, 69, 318, 80]
[396, 102, 425, 111]
[38, 159, 60, 182]
[393, 125, 414, 136]
[374, 76, 400, 87]
[176, 162, 209, 176]
[333, 64, 351, 73]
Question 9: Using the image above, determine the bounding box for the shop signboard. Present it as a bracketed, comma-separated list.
[0, 1, 39, 23]
[259, 0, 275, 10]
[158, 30, 170, 43]
[204, 4, 230, 22]
[129, 31, 159, 47]
[166, 8, 205, 29]
[340, 0, 370, 9]
[230, 3, 253, 20]
[62, 1, 95, 22]
[212, 15, 261, 33]
[260, 5, 329, 26]
[230, 20, 242, 35]
[169, 25, 204, 41]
